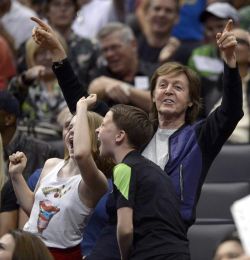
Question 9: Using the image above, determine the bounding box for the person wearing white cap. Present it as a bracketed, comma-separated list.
[187, 2, 239, 116]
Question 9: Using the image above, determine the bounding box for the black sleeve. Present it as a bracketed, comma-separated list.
[0, 180, 19, 213]
[198, 62, 244, 156]
[52, 58, 109, 116]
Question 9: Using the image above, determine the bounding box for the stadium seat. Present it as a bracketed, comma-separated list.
[196, 182, 250, 219]
[188, 222, 235, 260]
[206, 144, 250, 183]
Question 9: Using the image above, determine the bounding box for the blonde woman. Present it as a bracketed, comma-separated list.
[8, 95, 113, 260]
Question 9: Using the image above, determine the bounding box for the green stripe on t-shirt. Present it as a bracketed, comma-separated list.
[113, 163, 131, 200]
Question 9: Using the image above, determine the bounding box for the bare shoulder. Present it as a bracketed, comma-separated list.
[40, 158, 63, 179]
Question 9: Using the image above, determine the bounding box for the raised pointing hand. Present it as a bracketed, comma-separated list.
[216, 19, 237, 67]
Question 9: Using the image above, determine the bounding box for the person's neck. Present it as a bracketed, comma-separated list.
[158, 113, 185, 129]
[238, 63, 249, 78]
[59, 157, 78, 178]
[113, 147, 135, 164]
[120, 58, 139, 82]
[1, 126, 16, 148]
[145, 29, 170, 48]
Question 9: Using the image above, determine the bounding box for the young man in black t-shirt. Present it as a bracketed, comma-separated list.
[96, 104, 190, 260]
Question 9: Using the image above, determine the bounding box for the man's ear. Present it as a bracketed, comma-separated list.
[115, 130, 126, 144]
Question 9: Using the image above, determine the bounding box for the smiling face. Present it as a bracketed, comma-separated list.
[147, 0, 179, 36]
[153, 72, 192, 123]
[96, 111, 119, 158]
[99, 31, 137, 76]
[0, 234, 15, 260]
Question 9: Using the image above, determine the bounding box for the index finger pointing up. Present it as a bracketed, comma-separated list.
[30, 17, 50, 31]
[223, 19, 233, 33]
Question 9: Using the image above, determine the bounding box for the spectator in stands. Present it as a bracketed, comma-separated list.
[9, 36, 68, 141]
[0, 0, 36, 50]
[142, 19, 243, 226]
[211, 28, 250, 143]
[0, 91, 59, 236]
[188, 2, 239, 81]
[188, 2, 239, 115]
[134, 0, 180, 64]
[213, 231, 250, 260]
[0, 229, 54, 260]
[88, 22, 157, 111]
[26, 108, 113, 258]
[30, 17, 243, 259]
[0, 36, 16, 90]
[43, 0, 98, 87]
[8, 99, 113, 260]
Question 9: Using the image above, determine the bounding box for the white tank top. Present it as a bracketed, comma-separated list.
[23, 160, 92, 248]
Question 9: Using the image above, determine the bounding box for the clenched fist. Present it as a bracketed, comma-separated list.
[9, 152, 27, 177]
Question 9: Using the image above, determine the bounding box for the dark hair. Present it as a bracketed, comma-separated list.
[150, 62, 202, 128]
[110, 104, 154, 150]
[9, 229, 54, 260]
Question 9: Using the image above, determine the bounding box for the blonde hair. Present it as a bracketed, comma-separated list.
[64, 112, 114, 175]
[25, 31, 68, 68]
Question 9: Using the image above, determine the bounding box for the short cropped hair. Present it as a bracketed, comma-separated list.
[97, 22, 135, 44]
[110, 104, 154, 150]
